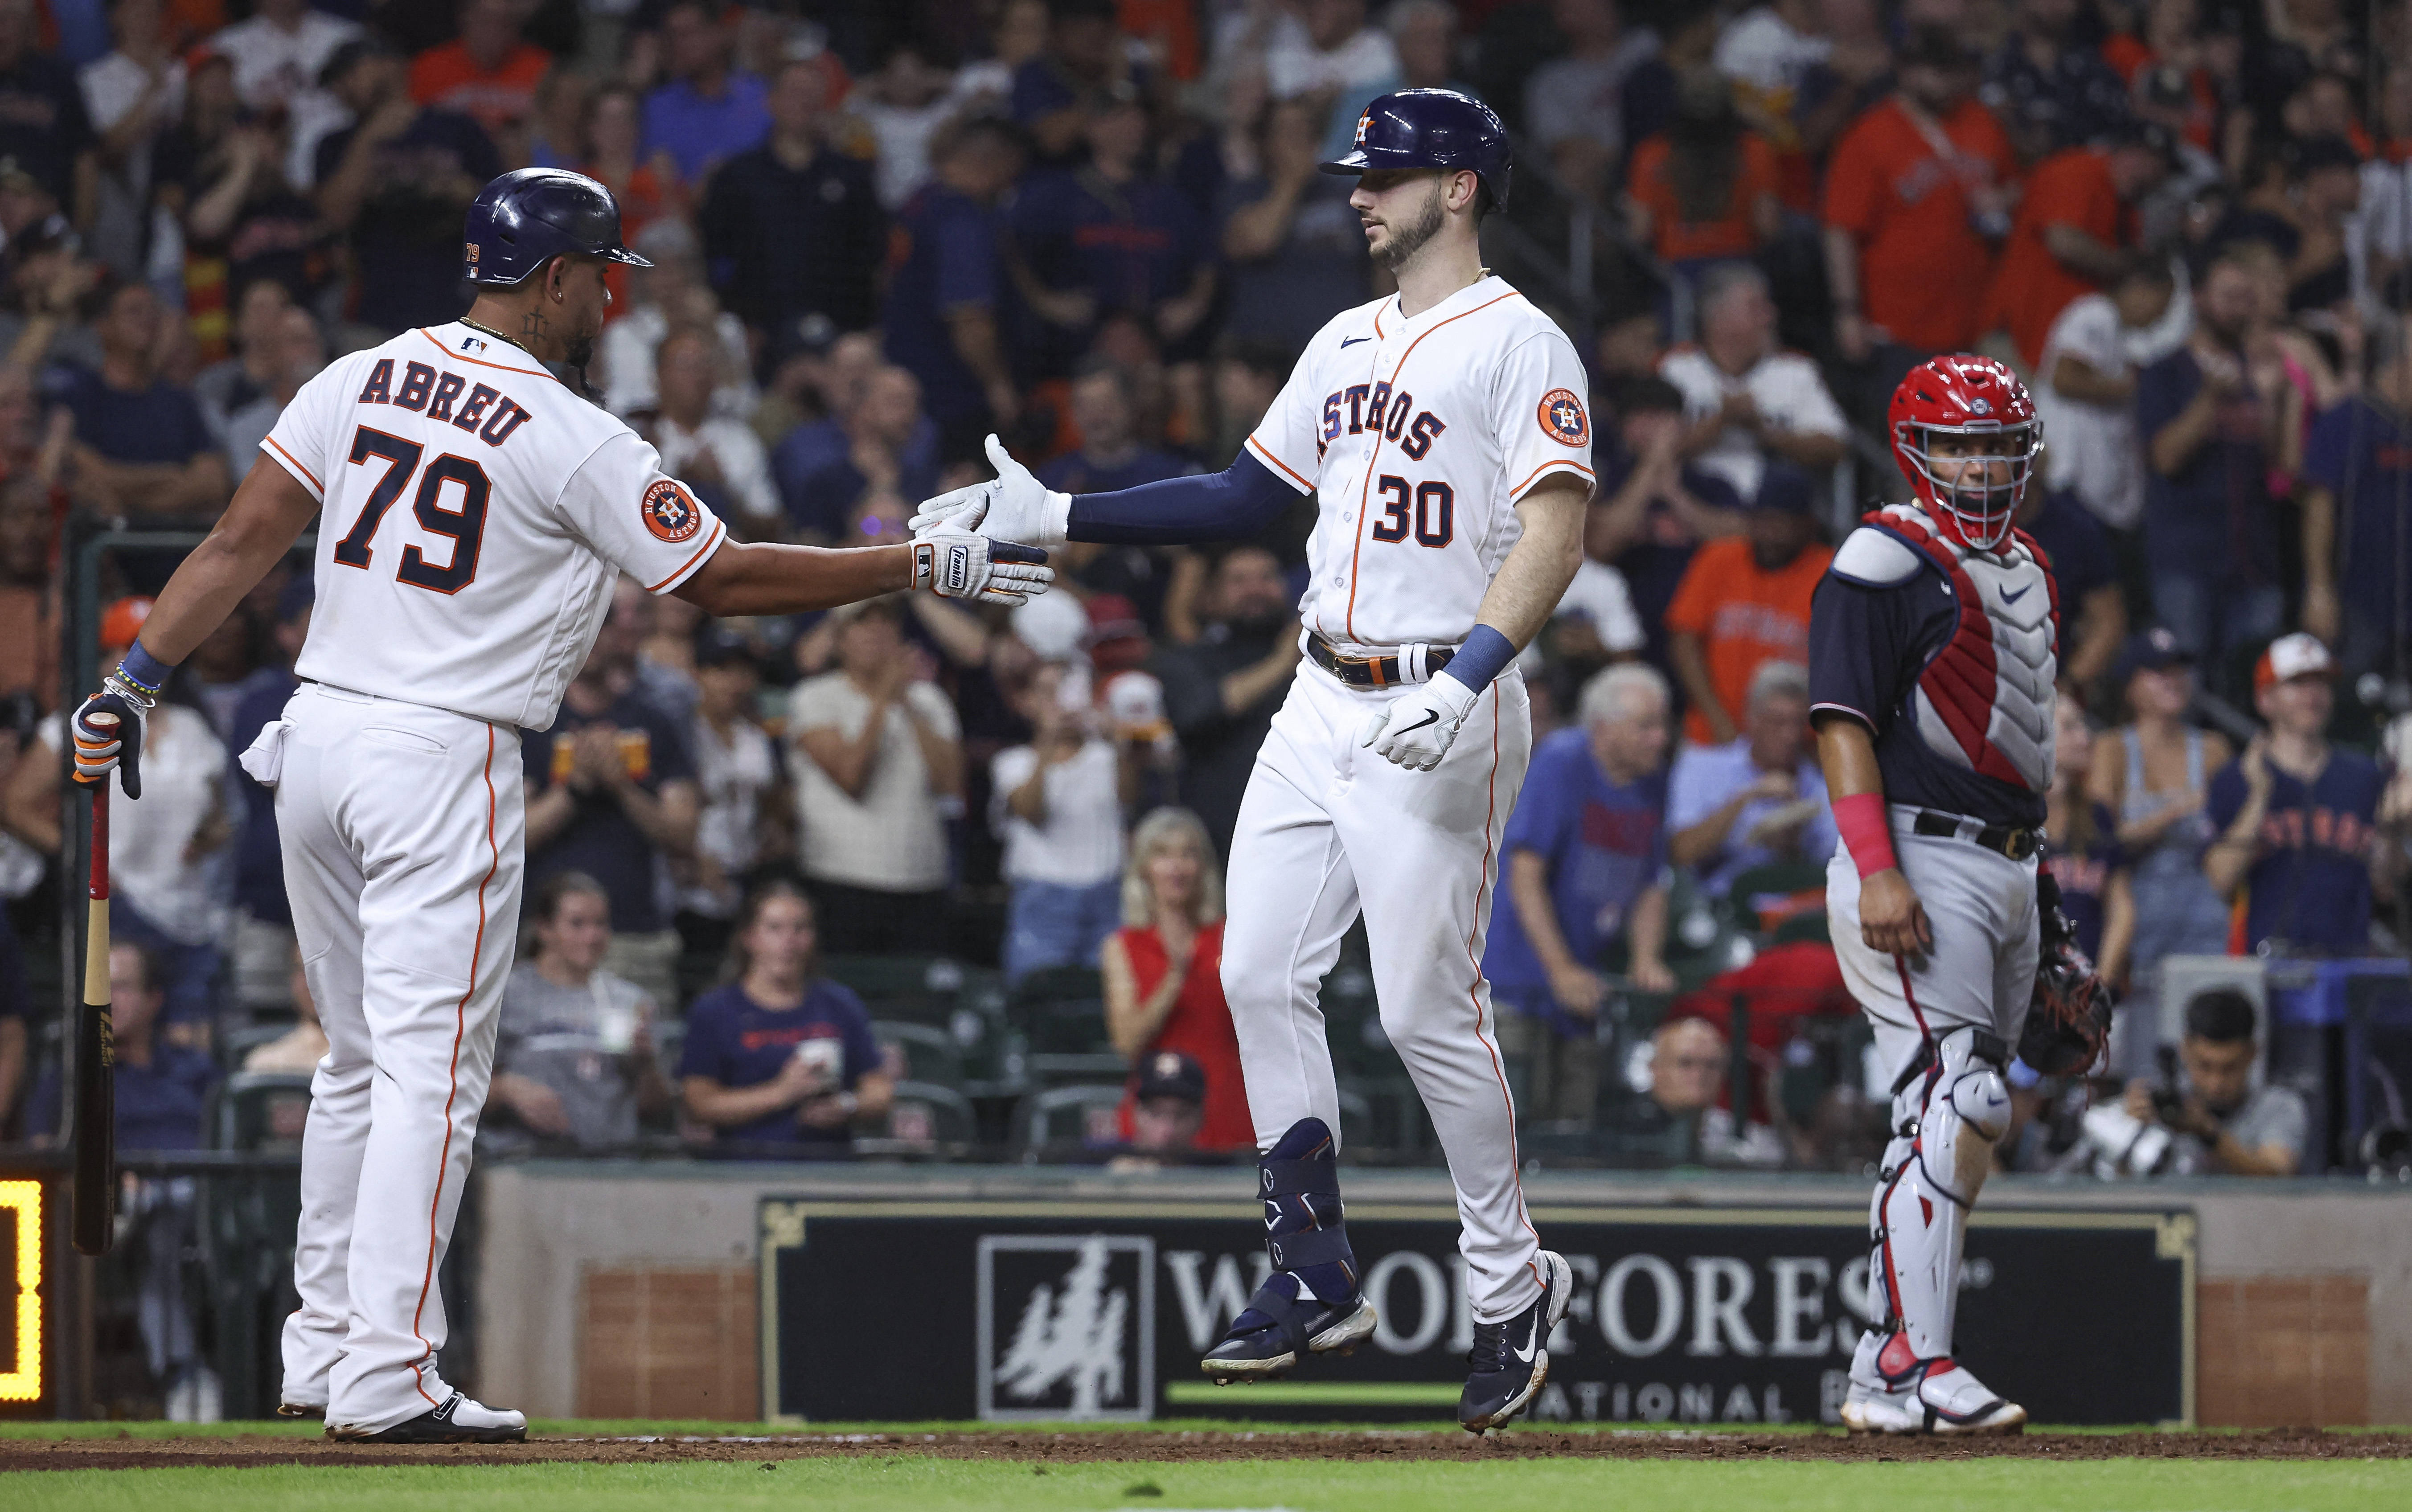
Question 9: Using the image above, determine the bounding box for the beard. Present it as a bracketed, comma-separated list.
[564, 328, 596, 371]
[1373, 183, 1448, 272]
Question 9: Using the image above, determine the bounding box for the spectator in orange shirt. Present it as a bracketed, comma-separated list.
[409, 0, 551, 148]
[1821, 29, 2019, 417]
[1986, 124, 2173, 368]
[1624, 72, 1784, 271]
[1665, 461, 1834, 746]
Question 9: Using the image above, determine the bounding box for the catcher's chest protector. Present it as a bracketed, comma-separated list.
[1873, 507, 2059, 793]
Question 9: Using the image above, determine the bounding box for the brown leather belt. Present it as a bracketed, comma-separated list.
[1306, 633, 1456, 689]
[1912, 810, 2042, 861]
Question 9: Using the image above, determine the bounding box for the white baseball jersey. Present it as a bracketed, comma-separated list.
[1243, 274, 1594, 649]
[260, 320, 729, 729]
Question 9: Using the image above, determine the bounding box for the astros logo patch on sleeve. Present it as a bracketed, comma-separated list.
[1538, 389, 1589, 447]
[642, 479, 702, 542]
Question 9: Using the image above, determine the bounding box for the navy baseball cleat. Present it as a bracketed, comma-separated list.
[328, 1391, 526, 1444]
[1458, 1250, 1573, 1434]
[1201, 1274, 1377, 1383]
[1202, 1117, 1377, 1385]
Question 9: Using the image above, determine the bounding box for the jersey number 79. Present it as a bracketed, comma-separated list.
[332, 426, 492, 594]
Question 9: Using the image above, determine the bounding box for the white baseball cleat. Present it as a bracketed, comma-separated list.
[1842, 1356, 2026, 1435]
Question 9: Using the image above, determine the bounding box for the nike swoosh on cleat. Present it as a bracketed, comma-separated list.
[2000, 583, 2031, 603]
[1512, 1314, 1539, 1364]
[1340, 336, 1371, 348]
[1396, 711, 1439, 734]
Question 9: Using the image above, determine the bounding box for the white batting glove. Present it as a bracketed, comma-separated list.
[1358, 672, 1481, 772]
[909, 434, 1071, 545]
[914, 527, 1054, 606]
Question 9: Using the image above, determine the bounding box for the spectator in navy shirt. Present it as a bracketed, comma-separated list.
[2299, 321, 2412, 685]
[1215, 96, 1372, 344]
[640, 0, 769, 188]
[23, 940, 218, 1414]
[1007, 92, 1215, 383]
[28, 943, 217, 1151]
[882, 118, 1025, 446]
[227, 576, 309, 944]
[1012, 0, 1134, 166]
[678, 883, 893, 1158]
[1486, 664, 1678, 1127]
[523, 630, 700, 1009]
[2013, 464, 2125, 689]
[0, 0, 97, 218]
[62, 279, 228, 520]
[1039, 359, 1196, 626]
[1586, 377, 1745, 694]
[1984, 0, 2134, 162]
[2137, 251, 2285, 700]
[313, 37, 499, 335]
[780, 365, 939, 543]
[2205, 634, 2407, 956]
[698, 57, 882, 341]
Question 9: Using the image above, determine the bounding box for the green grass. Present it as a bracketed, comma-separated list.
[8, 1459, 2412, 1512]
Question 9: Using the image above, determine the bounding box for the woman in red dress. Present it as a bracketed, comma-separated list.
[1102, 807, 1251, 1150]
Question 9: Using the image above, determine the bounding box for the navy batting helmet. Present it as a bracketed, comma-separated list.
[462, 168, 652, 286]
[1320, 88, 1511, 211]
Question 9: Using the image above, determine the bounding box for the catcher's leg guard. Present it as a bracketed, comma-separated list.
[1201, 1118, 1377, 1383]
[1847, 1026, 2023, 1434]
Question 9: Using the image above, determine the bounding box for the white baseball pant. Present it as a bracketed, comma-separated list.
[1826, 807, 2037, 1358]
[1220, 660, 1543, 1323]
[267, 683, 526, 1431]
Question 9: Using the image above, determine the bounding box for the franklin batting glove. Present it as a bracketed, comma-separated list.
[915, 527, 1054, 606]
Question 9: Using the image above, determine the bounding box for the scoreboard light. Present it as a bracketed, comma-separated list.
[0, 1180, 38, 1401]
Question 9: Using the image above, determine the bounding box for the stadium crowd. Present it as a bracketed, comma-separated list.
[0, 0, 2407, 1198]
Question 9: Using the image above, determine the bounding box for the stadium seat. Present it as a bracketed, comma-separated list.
[1725, 861, 1832, 933]
[858, 1080, 977, 1159]
[1020, 1082, 1128, 1153]
[820, 954, 967, 1025]
[872, 1019, 966, 1086]
[211, 1073, 315, 1154]
[1009, 965, 1125, 1082]
[1768, 910, 1832, 947]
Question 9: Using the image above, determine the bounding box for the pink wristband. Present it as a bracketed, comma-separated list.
[1832, 793, 1898, 879]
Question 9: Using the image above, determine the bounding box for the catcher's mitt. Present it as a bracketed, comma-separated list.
[2020, 869, 2112, 1076]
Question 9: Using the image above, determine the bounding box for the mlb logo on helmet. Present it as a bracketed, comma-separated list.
[641, 479, 701, 543]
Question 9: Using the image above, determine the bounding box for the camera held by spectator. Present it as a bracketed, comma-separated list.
[2107, 988, 2308, 1176]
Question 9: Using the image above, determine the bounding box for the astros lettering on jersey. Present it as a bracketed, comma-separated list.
[258, 321, 728, 729]
[1242, 273, 1595, 647]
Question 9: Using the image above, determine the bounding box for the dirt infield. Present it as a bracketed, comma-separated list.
[6, 1427, 2409, 1472]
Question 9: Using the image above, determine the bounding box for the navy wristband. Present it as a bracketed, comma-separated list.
[117, 639, 172, 696]
[1443, 625, 1517, 692]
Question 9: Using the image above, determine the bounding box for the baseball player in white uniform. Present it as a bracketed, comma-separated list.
[68, 170, 1052, 1442]
[911, 90, 1591, 1433]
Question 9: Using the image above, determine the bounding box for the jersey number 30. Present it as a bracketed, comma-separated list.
[1370, 475, 1452, 547]
[332, 425, 491, 594]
